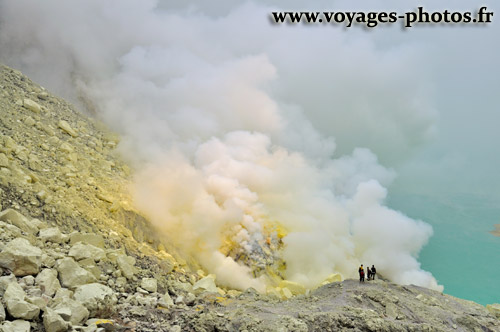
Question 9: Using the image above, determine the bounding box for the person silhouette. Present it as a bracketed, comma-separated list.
[358, 264, 365, 282]
[371, 265, 376, 280]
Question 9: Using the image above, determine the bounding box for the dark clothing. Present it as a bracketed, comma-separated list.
[359, 267, 365, 282]
[371, 266, 376, 280]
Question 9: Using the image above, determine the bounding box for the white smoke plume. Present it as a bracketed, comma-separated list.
[0, 0, 442, 291]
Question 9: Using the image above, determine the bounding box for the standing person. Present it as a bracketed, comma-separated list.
[367, 265, 372, 280]
[371, 265, 376, 280]
[359, 264, 365, 282]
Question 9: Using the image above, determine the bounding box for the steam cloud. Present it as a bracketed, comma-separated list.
[0, 0, 442, 291]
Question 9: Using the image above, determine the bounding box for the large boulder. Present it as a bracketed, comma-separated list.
[0, 238, 42, 276]
[0, 274, 16, 296]
[5, 300, 40, 321]
[4, 283, 40, 320]
[39, 227, 63, 243]
[116, 255, 137, 279]
[140, 278, 157, 293]
[193, 275, 218, 294]
[43, 308, 69, 332]
[56, 257, 96, 289]
[73, 283, 116, 316]
[68, 242, 105, 262]
[4, 282, 26, 302]
[50, 297, 89, 325]
[0, 320, 31, 332]
[0, 209, 38, 234]
[35, 269, 61, 297]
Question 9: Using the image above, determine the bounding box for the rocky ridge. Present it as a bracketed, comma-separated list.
[0, 64, 499, 331]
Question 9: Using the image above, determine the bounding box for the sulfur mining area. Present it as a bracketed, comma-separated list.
[0, 64, 498, 332]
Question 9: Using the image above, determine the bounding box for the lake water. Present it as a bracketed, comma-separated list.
[387, 192, 500, 305]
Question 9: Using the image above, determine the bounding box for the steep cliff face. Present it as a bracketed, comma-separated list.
[0, 65, 130, 231]
[0, 63, 190, 265]
[0, 64, 498, 332]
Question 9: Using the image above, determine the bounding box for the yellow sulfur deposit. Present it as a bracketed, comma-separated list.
[321, 273, 343, 285]
[279, 280, 306, 295]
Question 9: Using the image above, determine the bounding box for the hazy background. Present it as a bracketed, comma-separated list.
[0, 0, 498, 303]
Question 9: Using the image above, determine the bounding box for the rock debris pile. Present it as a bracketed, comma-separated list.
[0, 208, 232, 332]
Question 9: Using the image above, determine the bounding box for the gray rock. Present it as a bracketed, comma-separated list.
[0, 222, 21, 238]
[4, 280, 26, 302]
[128, 306, 147, 317]
[0, 209, 38, 234]
[170, 280, 192, 293]
[116, 255, 137, 279]
[0, 238, 42, 276]
[25, 287, 42, 298]
[185, 292, 196, 306]
[58, 120, 78, 137]
[36, 269, 61, 297]
[43, 308, 69, 332]
[115, 277, 127, 288]
[4, 284, 39, 320]
[39, 227, 63, 243]
[26, 296, 46, 311]
[5, 301, 40, 321]
[136, 295, 157, 307]
[74, 283, 116, 316]
[159, 292, 174, 308]
[53, 307, 71, 320]
[1, 319, 31, 332]
[23, 98, 42, 113]
[0, 274, 16, 296]
[24, 116, 36, 126]
[56, 257, 96, 288]
[193, 275, 218, 294]
[140, 278, 157, 293]
[78, 258, 101, 279]
[53, 288, 73, 300]
[20, 276, 35, 287]
[41, 254, 56, 268]
[69, 242, 106, 262]
[136, 287, 149, 295]
[51, 297, 89, 325]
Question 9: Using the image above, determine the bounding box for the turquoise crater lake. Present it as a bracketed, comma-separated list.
[388, 192, 500, 306]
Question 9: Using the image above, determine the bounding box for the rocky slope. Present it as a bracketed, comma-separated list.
[0, 64, 499, 332]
